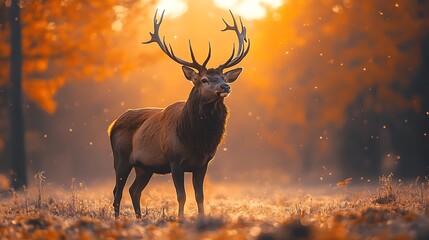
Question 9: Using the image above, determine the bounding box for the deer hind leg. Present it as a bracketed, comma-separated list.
[113, 155, 132, 219]
[171, 161, 186, 221]
[129, 167, 153, 219]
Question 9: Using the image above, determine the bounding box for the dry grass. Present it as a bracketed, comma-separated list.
[0, 173, 428, 239]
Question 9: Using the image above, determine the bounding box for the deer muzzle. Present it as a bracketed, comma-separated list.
[218, 83, 231, 97]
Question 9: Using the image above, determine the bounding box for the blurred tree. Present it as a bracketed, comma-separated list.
[0, 0, 143, 113]
[7, 0, 26, 189]
[249, 0, 429, 180]
[0, 0, 154, 188]
[0, 3, 8, 180]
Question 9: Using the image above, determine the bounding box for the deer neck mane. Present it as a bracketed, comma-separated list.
[177, 87, 228, 156]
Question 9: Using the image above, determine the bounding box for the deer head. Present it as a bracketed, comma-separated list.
[143, 10, 250, 101]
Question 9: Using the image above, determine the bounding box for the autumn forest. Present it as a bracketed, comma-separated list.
[1, 0, 429, 239]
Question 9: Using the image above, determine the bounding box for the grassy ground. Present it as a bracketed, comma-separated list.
[0, 173, 428, 239]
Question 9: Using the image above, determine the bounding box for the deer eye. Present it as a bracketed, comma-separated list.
[201, 78, 208, 84]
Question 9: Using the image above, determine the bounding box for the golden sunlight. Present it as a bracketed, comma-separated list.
[152, 0, 188, 18]
[213, 0, 284, 20]
[2, 1, 429, 239]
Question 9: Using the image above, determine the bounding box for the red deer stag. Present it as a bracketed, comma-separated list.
[108, 10, 250, 220]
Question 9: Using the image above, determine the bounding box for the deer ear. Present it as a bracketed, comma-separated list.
[182, 66, 197, 81]
[225, 68, 242, 83]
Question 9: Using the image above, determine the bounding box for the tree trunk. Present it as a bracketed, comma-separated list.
[8, 0, 27, 189]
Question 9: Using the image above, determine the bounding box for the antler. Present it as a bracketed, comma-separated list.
[217, 10, 251, 71]
[143, 9, 211, 72]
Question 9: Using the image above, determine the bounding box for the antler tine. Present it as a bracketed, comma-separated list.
[156, 9, 165, 32]
[142, 10, 210, 72]
[221, 11, 243, 61]
[142, 9, 164, 45]
[236, 39, 250, 63]
[188, 40, 198, 64]
[239, 16, 248, 43]
[202, 42, 212, 69]
[218, 10, 250, 71]
[162, 36, 171, 55]
[221, 10, 239, 31]
[224, 43, 236, 65]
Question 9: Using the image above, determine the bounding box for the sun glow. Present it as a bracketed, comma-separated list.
[214, 0, 284, 20]
[153, 0, 188, 18]
[146, 0, 284, 20]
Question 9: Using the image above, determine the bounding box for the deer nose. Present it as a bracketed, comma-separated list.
[221, 83, 231, 93]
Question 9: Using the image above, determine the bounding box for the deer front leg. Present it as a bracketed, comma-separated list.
[170, 161, 186, 220]
[192, 164, 207, 217]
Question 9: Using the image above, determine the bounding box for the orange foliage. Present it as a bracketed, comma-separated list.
[0, 173, 9, 191]
[0, 0, 154, 113]
[22, 78, 65, 114]
[238, 0, 429, 170]
[252, 0, 429, 125]
[336, 177, 352, 187]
